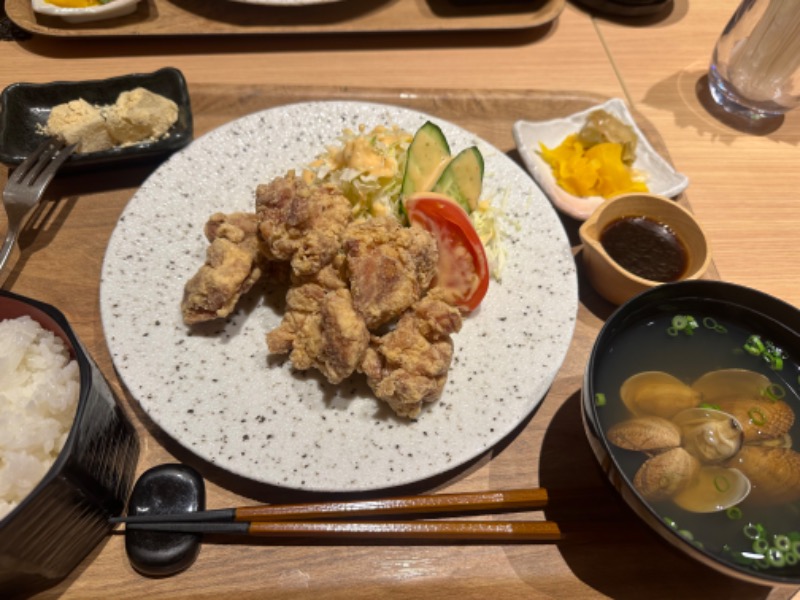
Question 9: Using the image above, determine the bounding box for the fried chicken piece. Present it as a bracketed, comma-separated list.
[267, 256, 369, 384]
[360, 294, 462, 419]
[344, 216, 438, 330]
[289, 288, 370, 384]
[256, 170, 352, 278]
[266, 256, 348, 354]
[181, 212, 263, 325]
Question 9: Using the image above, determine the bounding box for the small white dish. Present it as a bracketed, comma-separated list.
[512, 98, 689, 221]
[228, 0, 342, 5]
[32, 0, 139, 23]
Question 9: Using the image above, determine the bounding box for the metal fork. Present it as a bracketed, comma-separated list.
[0, 137, 77, 275]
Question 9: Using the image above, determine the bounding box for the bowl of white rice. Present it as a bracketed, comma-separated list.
[0, 289, 139, 595]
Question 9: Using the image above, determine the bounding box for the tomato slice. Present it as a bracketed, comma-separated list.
[405, 193, 489, 312]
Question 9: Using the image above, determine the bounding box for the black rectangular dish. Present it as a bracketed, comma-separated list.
[0, 67, 192, 170]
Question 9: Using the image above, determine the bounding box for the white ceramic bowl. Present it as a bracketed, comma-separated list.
[31, 0, 139, 23]
[513, 98, 690, 221]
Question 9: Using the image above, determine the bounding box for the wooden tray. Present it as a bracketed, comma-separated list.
[12, 86, 790, 600]
[6, 0, 564, 37]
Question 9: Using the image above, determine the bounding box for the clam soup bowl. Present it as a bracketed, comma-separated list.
[583, 280, 800, 587]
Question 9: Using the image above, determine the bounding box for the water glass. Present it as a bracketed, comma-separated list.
[708, 0, 800, 120]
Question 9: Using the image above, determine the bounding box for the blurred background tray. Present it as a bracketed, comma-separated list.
[5, 0, 565, 37]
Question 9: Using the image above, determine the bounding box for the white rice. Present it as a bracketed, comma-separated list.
[0, 315, 80, 520]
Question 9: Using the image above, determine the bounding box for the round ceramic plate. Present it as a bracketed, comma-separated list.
[100, 100, 578, 492]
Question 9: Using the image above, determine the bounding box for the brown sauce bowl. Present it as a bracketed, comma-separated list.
[579, 193, 712, 305]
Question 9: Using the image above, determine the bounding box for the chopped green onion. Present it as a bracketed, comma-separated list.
[787, 552, 799, 566]
[744, 335, 766, 356]
[702, 317, 727, 333]
[595, 393, 606, 407]
[699, 402, 722, 411]
[753, 538, 770, 554]
[714, 475, 731, 493]
[672, 315, 688, 330]
[774, 535, 792, 552]
[748, 407, 767, 426]
[744, 336, 788, 370]
[669, 315, 698, 336]
[678, 529, 694, 542]
[664, 517, 678, 529]
[767, 548, 786, 568]
[763, 383, 786, 402]
[744, 523, 765, 540]
[726, 506, 743, 520]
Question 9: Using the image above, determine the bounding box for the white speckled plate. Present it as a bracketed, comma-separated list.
[100, 101, 578, 493]
[512, 98, 689, 222]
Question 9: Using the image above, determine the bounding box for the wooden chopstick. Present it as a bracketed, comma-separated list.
[123, 519, 562, 541]
[110, 488, 549, 525]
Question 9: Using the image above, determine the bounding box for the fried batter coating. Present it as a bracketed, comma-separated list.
[266, 256, 348, 355]
[181, 212, 263, 325]
[268, 278, 370, 384]
[289, 288, 370, 384]
[360, 294, 462, 419]
[344, 216, 438, 330]
[256, 170, 352, 278]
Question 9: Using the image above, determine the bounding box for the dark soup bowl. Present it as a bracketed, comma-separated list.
[583, 280, 800, 587]
[0, 290, 140, 596]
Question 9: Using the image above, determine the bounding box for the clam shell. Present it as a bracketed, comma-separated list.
[621, 371, 700, 419]
[633, 447, 700, 502]
[607, 416, 681, 454]
[672, 466, 751, 513]
[713, 398, 794, 443]
[726, 446, 800, 506]
[671, 407, 743, 464]
[692, 368, 771, 403]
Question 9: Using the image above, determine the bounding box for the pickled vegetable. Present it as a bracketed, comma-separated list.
[578, 110, 638, 165]
[539, 109, 648, 199]
[539, 135, 648, 199]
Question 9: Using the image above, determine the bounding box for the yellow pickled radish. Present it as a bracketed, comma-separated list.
[45, 0, 103, 8]
[539, 133, 649, 199]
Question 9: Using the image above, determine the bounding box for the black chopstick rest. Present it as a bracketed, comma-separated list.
[123, 464, 206, 577]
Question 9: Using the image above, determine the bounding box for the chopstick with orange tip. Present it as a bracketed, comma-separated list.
[111, 487, 561, 542]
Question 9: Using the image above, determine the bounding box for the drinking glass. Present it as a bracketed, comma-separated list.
[708, 0, 800, 120]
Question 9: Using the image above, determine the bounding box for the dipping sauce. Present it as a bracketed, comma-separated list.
[600, 215, 687, 282]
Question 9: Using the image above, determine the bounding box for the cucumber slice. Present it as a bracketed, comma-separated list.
[432, 146, 484, 213]
[401, 121, 451, 200]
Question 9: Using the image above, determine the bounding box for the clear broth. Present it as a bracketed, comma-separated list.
[592, 308, 800, 577]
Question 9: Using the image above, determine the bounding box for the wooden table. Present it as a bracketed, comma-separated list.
[1, 1, 800, 598]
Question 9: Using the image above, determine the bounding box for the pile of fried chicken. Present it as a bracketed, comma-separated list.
[181, 171, 463, 419]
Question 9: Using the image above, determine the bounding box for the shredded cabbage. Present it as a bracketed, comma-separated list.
[307, 124, 413, 221]
[308, 124, 508, 280]
[472, 196, 512, 282]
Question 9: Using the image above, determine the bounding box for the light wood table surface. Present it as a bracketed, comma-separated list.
[1, 1, 800, 598]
